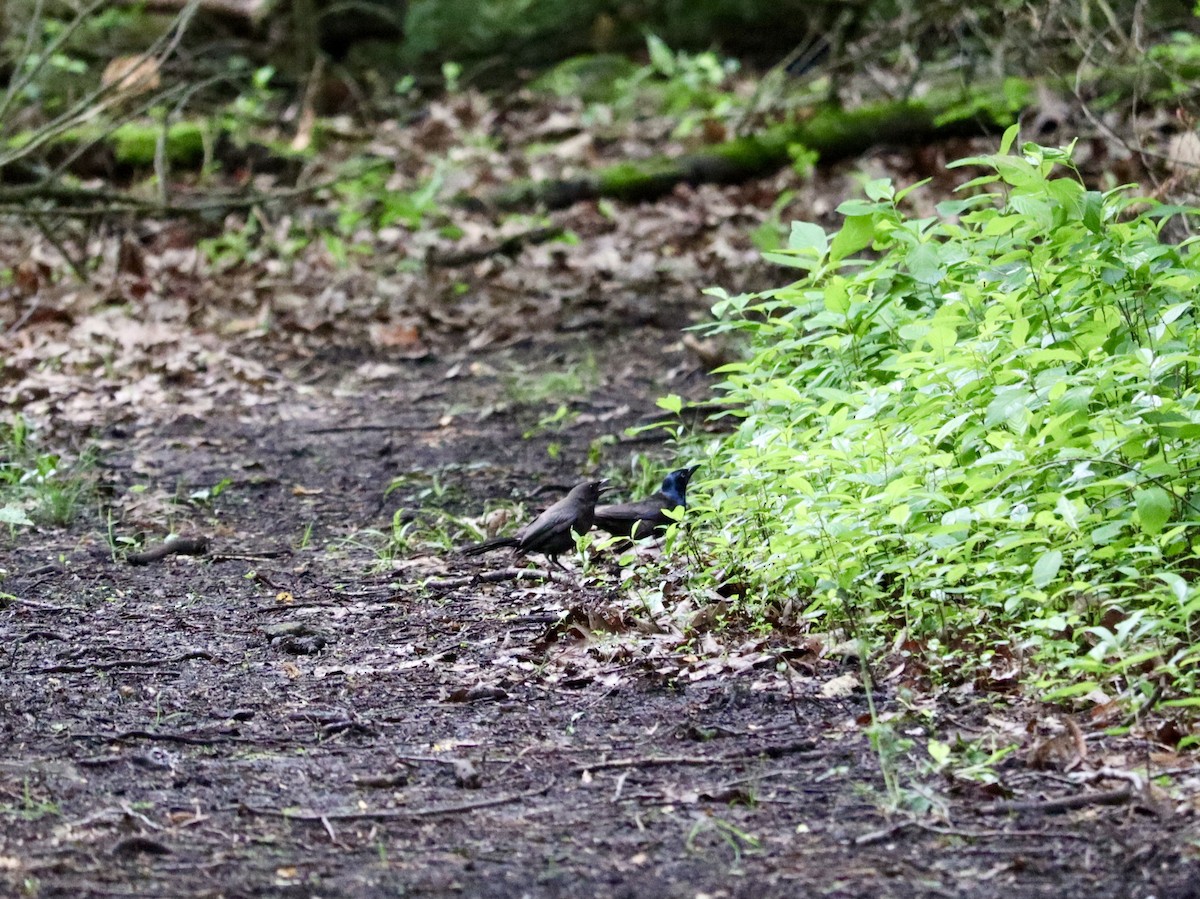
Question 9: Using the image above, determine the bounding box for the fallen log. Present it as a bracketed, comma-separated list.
[483, 77, 1033, 211]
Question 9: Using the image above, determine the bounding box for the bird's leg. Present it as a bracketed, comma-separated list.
[545, 554, 583, 587]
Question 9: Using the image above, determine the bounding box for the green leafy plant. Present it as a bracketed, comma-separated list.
[0, 779, 59, 822]
[696, 126, 1200, 716]
[503, 355, 598, 407]
[334, 161, 448, 236]
[0, 416, 93, 529]
[533, 35, 740, 136]
[684, 814, 760, 863]
[606, 35, 740, 136]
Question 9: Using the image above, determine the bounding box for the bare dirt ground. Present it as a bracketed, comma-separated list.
[3, 327, 1198, 898]
[1, 89, 1198, 897]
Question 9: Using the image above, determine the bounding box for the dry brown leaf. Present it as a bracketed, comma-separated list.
[101, 56, 161, 100]
[1026, 717, 1086, 771]
[369, 322, 429, 358]
[820, 673, 860, 698]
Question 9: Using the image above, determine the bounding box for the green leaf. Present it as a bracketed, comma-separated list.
[1134, 486, 1172, 535]
[1032, 550, 1062, 588]
[646, 34, 675, 75]
[0, 505, 33, 526]
[895, 178, 932, 202]
[926, 325, 957, 353]
[656, 394, 683, 414]
[836, 199, 882, 216]
[824, 279, 850, 315]
[927, 739, 951, 766]
[1083, 190, 1104, 233]
[907, 243, 944, 285]
[864, 178, 894, 201]
[787, 221, 829, 256]
[761, 251, 817, 270]
[999, 123, 1019, 155]
[1157, 571, 1189, 605]
[830, 214, 874, 262]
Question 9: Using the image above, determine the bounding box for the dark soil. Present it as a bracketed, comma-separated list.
[2, 325, 1197, 899]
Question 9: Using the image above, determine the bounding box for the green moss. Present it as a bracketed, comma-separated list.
[110, 122, 205, 166]
[597, 160, 679, 200]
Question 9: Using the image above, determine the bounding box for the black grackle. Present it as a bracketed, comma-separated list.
[461, 479, 609, 567]
[593, 465, 699, 539]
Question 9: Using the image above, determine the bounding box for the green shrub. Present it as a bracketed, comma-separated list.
[699, 127, 1200, 723]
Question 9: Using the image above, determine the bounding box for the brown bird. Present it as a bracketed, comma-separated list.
[461, 479, 609, 567]
[593, 465, 699, 539]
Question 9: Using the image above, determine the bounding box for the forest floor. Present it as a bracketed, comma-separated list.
[2, 88, 1198, 897]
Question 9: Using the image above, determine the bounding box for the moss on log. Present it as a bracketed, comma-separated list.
[487, 78, 1033, 210]
[109, 122, 206, 166]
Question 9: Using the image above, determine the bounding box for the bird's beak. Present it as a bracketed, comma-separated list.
[598, 479, 615, 494]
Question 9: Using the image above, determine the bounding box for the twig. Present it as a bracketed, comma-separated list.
[428, 226, 566, 268]
[0, 595, 78, 613]
[1151, 764, 1200, 778]
[306, 421, 439, 434]
[981, 787, 1133, 815]
[854, 821, 913, 845]
[572, 741, 832, 775]
[0, 172, 351, 222]
[1070, 767, 1145, 791]
[212, 549, 294, 564]
[241, 782, 553, 822]
[780, 656, 805, 729]
[919, 822, 1095, 841]
[30, 212, 88, 281]
[320, 815, 338, 845]
[17, 630, 68, 642]
[6, 295, 42, 335]
[857, 818, 1096, 846]
[36, 650, 216, 673]
[71, 728, 250, 746]
[572, 755, 727, 774]
[423, 566, 573, 591]
[611, 771, 629, 803]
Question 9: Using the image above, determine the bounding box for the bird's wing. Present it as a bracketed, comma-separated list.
[594, 495, 677, 533]
[594, 501, 654, 524]
[521, 500, 580, 542]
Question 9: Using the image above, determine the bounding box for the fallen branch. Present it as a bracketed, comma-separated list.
[982, 786, 1133, 815]
[18, 630, 68, 642]
[306, 421, 439, 434]
[240, 781, 553, 822]
[71, 727, 251, 746]
[572, 740, 831, 775]
[211, 549, 295, 563]
[423, 566, 574, 591]
[0, 173, 346, 221]
[482, 78, 1029, 211]
[0, 595, 79, 613]
[855, 820, 1095, 846]
[36, 650, 216, 673]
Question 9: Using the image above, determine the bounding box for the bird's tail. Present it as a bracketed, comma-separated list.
[460, 536, 521, 556]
